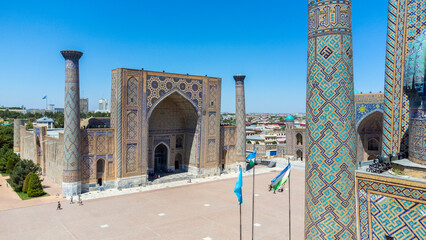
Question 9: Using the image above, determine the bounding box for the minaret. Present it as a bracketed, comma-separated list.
[305, 1, 356, 239]
[234, 75, 246, 164]
[61, 50, 83, 196]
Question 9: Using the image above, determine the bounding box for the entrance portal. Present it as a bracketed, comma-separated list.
[148, 91, 199, 173]
[357, 111, 383, 161]
[96, 159, 105, 186]
[296, 149, 303, 161]
[154, 144, 168, 173]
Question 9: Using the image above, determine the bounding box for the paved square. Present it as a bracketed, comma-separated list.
[0, 169, 305, 240]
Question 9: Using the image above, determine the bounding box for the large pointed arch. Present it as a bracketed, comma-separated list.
[148, 90, 200, 174]
[147, 89, 199, 120]
[356, 110, 384, 161]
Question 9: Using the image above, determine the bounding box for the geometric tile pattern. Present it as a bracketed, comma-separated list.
[127, 111, 137, 139]
[357, 174, 426, 239]
[126, 144, 137, 173]
[305, 1, 356, 239]
[370, 194, 426, 240]
[81, 156, 94, 180]
[356, 103, 384, 125]
[96, 134, 106, 155]
[234, 78, 246, 160]
[61, 51, 83, 183]
[146, 75, 203, 113]
[382, 0, 426, 155]
[409, 118, 426, 164]
[127, 77, 137, 105]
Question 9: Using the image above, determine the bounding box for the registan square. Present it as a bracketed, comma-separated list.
[0, 1, 425, 239]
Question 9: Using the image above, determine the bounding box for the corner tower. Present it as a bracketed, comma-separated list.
[61, 50, 83, 196]
[305, 1, 356, 239]
[234, 75, 246, 164]
[13, 119, 26, 152]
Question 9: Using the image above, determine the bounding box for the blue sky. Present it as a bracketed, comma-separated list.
[0, 0, 389, 113]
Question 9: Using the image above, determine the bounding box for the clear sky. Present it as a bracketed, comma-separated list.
[0, 0, 389, 113]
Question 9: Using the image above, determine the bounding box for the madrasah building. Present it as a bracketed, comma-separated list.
[14, 51, 248, 196]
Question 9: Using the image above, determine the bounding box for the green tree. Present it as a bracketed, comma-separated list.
[0, 124, 14, 149]
[6, 158, 15, 173]
[22, 172, 32, 193]
[0, 147, 19, 173]
[26, 121, 33, 130]
[247, 140, 252, 144]
[272, 141, 277, 145]
[9, 159, 41, 191]
[27, 173, 44, 197]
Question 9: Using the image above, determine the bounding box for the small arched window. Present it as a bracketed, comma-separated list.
[176, 136, 183, 148]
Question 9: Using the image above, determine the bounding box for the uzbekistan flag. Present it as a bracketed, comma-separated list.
[271, 162, 291, 191]
[246, 148, 256, 171]
[42, 96, 47, 99]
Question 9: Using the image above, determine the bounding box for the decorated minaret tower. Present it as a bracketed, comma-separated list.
[61, 50, 83, 196]
[404, 30, 426, 165]
[305, 0, 356, 239]
[234, 75, 246, 164]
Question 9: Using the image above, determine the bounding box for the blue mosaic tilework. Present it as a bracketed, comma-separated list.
[382, 0, 426, 155]
[61, 51, 83, 183]
[356, 103, 384, 125]
[305, 0, 356, 239]
[357, 175, 426, 239]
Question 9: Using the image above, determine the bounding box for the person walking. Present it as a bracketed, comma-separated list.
[57, 201, 62, 210]
[70, 195, 73, 204]
[78, 195, 83, 206]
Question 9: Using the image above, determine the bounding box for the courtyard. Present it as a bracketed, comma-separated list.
[0, 168, 305, 240]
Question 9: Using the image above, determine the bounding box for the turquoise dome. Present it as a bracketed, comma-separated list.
[285, 115, 294, 122]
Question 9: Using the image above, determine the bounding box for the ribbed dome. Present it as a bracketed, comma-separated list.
[404, 30, 426, 96]
[285, 115, 294, 122]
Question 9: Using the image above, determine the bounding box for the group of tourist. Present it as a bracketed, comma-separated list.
[56, 195, 83, 210]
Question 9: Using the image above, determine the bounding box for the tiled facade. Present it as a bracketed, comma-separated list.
[382, 0, 426, 156]
[357, 172, 426, 240]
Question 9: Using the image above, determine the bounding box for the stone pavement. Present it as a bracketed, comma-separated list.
[0, 174, 63, 211]
[0, 167, 306, 240]
[81, 165, 298, 201]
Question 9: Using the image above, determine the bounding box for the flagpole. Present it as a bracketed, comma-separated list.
[252, 151, 255, 240]
[239, 165, 242, 240]
[288, 157, 291, 240]
[240, 202, 242, 240]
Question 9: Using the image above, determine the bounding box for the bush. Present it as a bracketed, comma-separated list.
[9, 159, 41, 192]
[6, 158, 16, 173]
[22, 172, 32, 193]
[27, 173, 44, 197]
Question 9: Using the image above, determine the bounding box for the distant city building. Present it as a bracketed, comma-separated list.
[35, 117, 54, 129]
[47, 104, 55, 111]
[80, 98, 89, 114]
[54, 108, 64, 113]
[96, 98, 109, 113]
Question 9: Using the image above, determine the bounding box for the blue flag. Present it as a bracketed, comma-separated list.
[234, 168, 243, 205]
[246, 148, 256, 161]
[246, 148, 256, 171]
[42, 96, 47, 99]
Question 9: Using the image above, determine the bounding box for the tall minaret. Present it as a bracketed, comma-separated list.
[61, 50, 83, 196]
[305, 1, 356, 239]
[234, 75, 246, 164]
